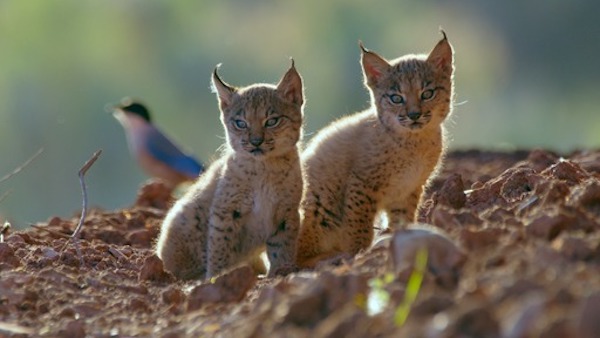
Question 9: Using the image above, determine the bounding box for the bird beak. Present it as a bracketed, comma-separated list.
[104, 103, 119, 114]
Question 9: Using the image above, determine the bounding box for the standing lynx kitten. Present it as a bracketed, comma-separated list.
[296, 33, 454, 268]
[156, 61, 304, 280]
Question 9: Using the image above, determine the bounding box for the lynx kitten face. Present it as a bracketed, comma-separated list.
[296, 33, 454, 269]
[361, 34, 453, 133]
[213, 65, 304, 158]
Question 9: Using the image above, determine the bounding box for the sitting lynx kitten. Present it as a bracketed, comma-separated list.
[156, 61, 304, 280]
[296, 33, 454, 268]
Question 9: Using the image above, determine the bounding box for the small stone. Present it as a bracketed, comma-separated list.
[525, 213, 569, 240]
[541, 160, 588, 184]
[435, 173, 467, 209]
[459, 228, 504, 251]
[568, 179, 600, 216]
[430, 206, 461, 230]
[552, 235, 593, 261]
[61, 319, 86, 338]
[498, 279, 543, 302]
[162, 287, 185, 305]
[42, 247, 59, 259]
[576, 291, 600, 338]
[526, 149, 560, 172]
[135, 179, 174, 209]
[128, 297, 151, 313]
[127, 229, 153, 247]
[500, 168, 540, 203]
[390, 225, 465, 290]
[314, 303, 373, 337]
[0, 242, 20, 267]
[502, 293, 546, 338]
[47, 216, 63, 227]
[284, 283, 328, 327]
[448, 306, 500, 338]
[5, 234, 25, 244]
[187, 265, 256, 311]
[411, 295, 454, 317]
[138, 254, 174, 283]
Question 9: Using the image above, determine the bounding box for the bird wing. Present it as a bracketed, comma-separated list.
[144, 127, 204, 178]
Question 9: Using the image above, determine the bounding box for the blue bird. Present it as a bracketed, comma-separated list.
[109, 98, 204, 187]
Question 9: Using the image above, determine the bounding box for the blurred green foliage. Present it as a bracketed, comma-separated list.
[1, 0, 599, 228]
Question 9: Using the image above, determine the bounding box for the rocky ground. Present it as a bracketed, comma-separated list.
[1, 149, 599, 338]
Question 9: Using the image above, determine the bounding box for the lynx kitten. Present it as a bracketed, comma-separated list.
[296, 33, 454, 268]
[156, 61, 305, 280]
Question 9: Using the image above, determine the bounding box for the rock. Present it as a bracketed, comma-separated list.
[430, 206, 462, 230]
[525, 213, 570, 240]
[138, 254, 174, 283]
[552, 235, 593, 261]
[526, 149, 560, 172]
[572, 150, 600, 174]
[410, 295, 454, 317]
[435, 173, 466, 209]
[390, 225, 465, 290]
[541, 159, 588, 184]
[128, 297, 151, 313]
[0, 242, 20, 268]
[135, 179, 174, 209]
[576, 291, 600, 338]
[60, 319, 86, 338]
[450, 306, 501, 338]
[499, 168, 540, 202]
[498, 279, 544, 303]
[467, 167, 542, 211]
[459, 227, 505, 250]
[187, 265, 256, 311]
[162, 287, 185, 305]
[314, 303, 379, 338]
[127, 229, 154, 247]
[283, 283, 328, 327]
[567, 178, 600, 216]
[431, 305, 501, 338]
[533, 180, 571, 208]
[42, 247, 59, 259]
[501, 293, 546, 338]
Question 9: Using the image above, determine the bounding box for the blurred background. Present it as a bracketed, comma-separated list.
[1, 0, 599, 229]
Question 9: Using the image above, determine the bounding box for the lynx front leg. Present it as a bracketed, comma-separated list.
[206, 197, 250, 278]
[266, 207, 300, 275]
[156, 202, 209, 280]
[295, 188, 344, 268]
[386, 187, 423, 229]
[343, 174, 379, 254]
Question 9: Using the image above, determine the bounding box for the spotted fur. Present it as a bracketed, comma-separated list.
[156, 61, 304, 280]
[296, 34, 455, 268]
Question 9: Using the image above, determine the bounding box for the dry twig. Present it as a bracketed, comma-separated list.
[0, 148, 44, 185]
[61, 149, 102, 266]
[0, 148, 43, 207]
[30, 224, 71, 239]
[0, 190, 12, 204]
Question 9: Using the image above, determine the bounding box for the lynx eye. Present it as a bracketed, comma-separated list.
[265, 117, 281, 128]
[389, 94, 405, 104]
[233, 119, 248, 129]
[421, 89, 435, 101]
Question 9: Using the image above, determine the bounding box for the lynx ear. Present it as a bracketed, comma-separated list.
[427, 30, 454, 74]
[360, 41, 390, 87]
[277, 59, 304, 106]
[211, 64, 236, 111]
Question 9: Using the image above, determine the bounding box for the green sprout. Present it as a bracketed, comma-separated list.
[394, 247, 428, 326]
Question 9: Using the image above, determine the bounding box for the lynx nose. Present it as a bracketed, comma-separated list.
[407, 111, 421, 121]
[249, 136, 264, 146]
